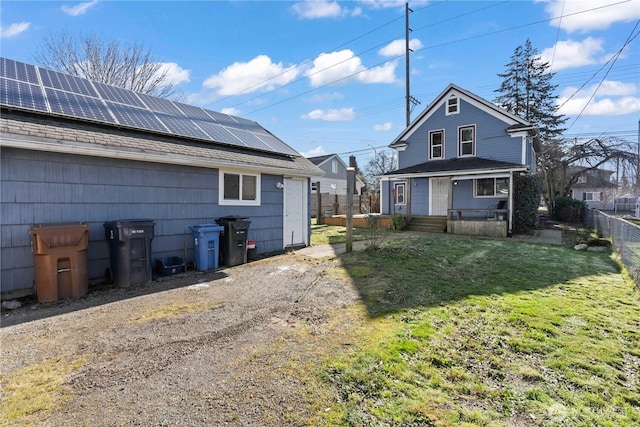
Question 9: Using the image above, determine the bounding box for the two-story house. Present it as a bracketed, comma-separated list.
[569, 166, 617, 210]
[307, 154, 366, 216]
[380, 84, 539, 237]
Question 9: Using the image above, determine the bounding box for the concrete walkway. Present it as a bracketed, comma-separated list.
[296, 228, 564, 259]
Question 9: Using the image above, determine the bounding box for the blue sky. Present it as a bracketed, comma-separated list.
[1, 0, 639, 166]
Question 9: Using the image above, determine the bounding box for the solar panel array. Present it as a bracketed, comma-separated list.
[0, 57, 299, 157]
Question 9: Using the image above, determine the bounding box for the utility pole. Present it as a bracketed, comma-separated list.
[405, 2, 412, 127]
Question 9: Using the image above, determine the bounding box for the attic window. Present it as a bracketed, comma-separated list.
[446, 97, 459, 115]
[331, 160, 338, 174]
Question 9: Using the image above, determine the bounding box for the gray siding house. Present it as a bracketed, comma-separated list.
[0, 58, 322, 299]
[381, 84, 538, 236]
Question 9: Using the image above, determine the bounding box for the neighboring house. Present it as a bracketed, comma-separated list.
[569, 167, 617, 210]
[307, 154, 365, 216]
[0, 57, 322, 299]
[380, 84, 539, 236]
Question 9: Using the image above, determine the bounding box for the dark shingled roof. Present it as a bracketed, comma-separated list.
[307, 154, 334, 166]
[386, 157, 528, 176]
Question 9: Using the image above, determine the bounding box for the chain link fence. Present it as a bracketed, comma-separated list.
[585, 209, 640, 286]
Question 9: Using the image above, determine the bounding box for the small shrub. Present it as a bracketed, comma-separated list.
[553, 197, 586, 223]
[513, 174, 542, 234]
[391, 214, 406, 230]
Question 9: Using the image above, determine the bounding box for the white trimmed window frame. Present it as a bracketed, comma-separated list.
[219, 170, 261, 206]
[458, 124, 476, 157]
[429, 129, 445, 160]
[394, 182, 406, 205]
[584, 192, 602, 201]
[446, 96, 459, 115]
[474, 177, 509, 198]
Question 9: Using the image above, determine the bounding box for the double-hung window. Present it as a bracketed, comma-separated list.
[394, 182, 406, 205]
[429, 130, 444, 160]
[458, 125, 475, 156]
[219, 171, 260, 206]
[584, 192, 602, 201]
[475, 178, 508, 197]
[446, 97, 459, 115]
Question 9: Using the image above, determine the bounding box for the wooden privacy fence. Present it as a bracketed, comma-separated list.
[311, 193, 379, 218]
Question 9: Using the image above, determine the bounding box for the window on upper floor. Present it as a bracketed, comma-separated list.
[446, 96, 459, 115]
[394, 182, 406, 205]
[429, 129, 444, 160]
[219, 171, 260, 206]
[331, 160, 338, 174]
[475, 178, 508, 197]
[458, 125, 475, 156]
[577, 175, 587, 184]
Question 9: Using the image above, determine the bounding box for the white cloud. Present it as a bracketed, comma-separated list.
[359, 0, 428, 9]
[203, 55, 299, 96]
[220, 107, 241, 116]
[301, 107, 356, 121]
[292, 0, 343, 19]
[542, 0, 640, 33]
[374, 122, 392, 131]
[305, 49, 397, 87]
[541, 37, 604, 71]
[0, 22, 30, 38]
[302, 146, 327, 157]
[557, 81, 640, 116]
[155, 62, 190, 86]
[61, 0, 99, 16]
[378, 38, 423, 57]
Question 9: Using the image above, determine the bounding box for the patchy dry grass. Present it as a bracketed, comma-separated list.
[315, 233, 640, 426]
[0, 355, 85, 425]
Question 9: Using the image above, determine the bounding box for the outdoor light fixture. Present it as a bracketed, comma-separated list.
[276, 182, 284, 189]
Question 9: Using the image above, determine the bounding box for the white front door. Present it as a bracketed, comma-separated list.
[284, 178, 307, 248]
[430, 177, 450, 216]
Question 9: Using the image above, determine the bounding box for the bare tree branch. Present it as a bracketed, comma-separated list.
[35, 31, 182, 100]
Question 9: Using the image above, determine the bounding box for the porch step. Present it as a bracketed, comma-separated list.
[406, 216, 448, 233]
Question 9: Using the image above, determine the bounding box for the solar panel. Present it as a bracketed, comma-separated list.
[137, 93, 184, 116]
[39, 68, 98, 97]
[106, 101, 167, 132]
[0, 57, 300, 157]
[94, 82, 146, 108]
[0, 58, 39, 83]
[196, 120, 245, 146]
[45, 88, 117, 123]
[158, 114, 211, 140]
[0, 77, 48, 112]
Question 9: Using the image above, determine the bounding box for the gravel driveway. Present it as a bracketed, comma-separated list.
[1, 251, 360, 426]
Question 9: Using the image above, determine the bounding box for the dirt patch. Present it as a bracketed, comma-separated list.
[1, 252, 362, 426]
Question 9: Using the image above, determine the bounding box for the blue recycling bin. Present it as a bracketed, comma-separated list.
[189, 224, 224, 271]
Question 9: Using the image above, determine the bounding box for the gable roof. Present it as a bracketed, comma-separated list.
[307, 154, 335, 166]
[384, 156, 529, 179]
[390, 83, 537, 149]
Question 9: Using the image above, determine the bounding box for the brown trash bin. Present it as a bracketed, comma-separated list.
[29, 223, 90, 302]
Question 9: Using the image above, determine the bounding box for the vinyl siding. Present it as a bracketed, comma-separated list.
[398, 99, 524, 170]
[1, 147, 285, 295]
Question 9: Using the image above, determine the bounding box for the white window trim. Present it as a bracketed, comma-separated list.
[584, 192, 602, 201]
[394, 182, 406, 205]
[446, 96, 459, 115]
[429, 129, 445, 160]
[458, 124, 476, 157]
[219, 170, 261, 206]
[474, 177, 508, 198]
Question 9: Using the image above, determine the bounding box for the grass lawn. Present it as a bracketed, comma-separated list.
[308, 228, 640, 426]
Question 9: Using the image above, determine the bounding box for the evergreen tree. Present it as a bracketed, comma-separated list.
[494, 39, 567, 141]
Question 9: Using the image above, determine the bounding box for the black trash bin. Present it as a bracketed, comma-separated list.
[215, 216, 251, 267]
[104, 219, 155, 287]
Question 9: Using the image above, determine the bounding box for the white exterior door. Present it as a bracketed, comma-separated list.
[430, 177, 450, 216]
[284, 178, 307, 248]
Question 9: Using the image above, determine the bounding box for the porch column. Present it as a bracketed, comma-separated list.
[406, 178, 412, 222]
[508, 172, 514, 235]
